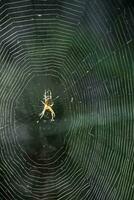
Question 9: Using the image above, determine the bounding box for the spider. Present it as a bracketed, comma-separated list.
[39, 89, 55, 121]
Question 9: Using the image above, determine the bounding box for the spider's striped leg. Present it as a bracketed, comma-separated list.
[43, 90, 47, 100]
[48, 106, 55, 121]
[50, 90, 52, 99]
[39, 108, 46, 119]
[41, 101, 45, 105]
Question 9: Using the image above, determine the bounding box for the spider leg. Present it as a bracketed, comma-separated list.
[41, 101, 45, 105]
[48, 106, 55, 121]
[50, 90, 52, 99]
[39, 107, 46, 119]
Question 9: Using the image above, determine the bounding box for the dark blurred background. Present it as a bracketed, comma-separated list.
[0, 0, 134, 199]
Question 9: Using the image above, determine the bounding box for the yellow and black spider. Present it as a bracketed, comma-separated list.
[39, 89, 55, 121]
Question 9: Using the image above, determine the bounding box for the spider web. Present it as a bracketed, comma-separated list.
[0, 0, 134, 199]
